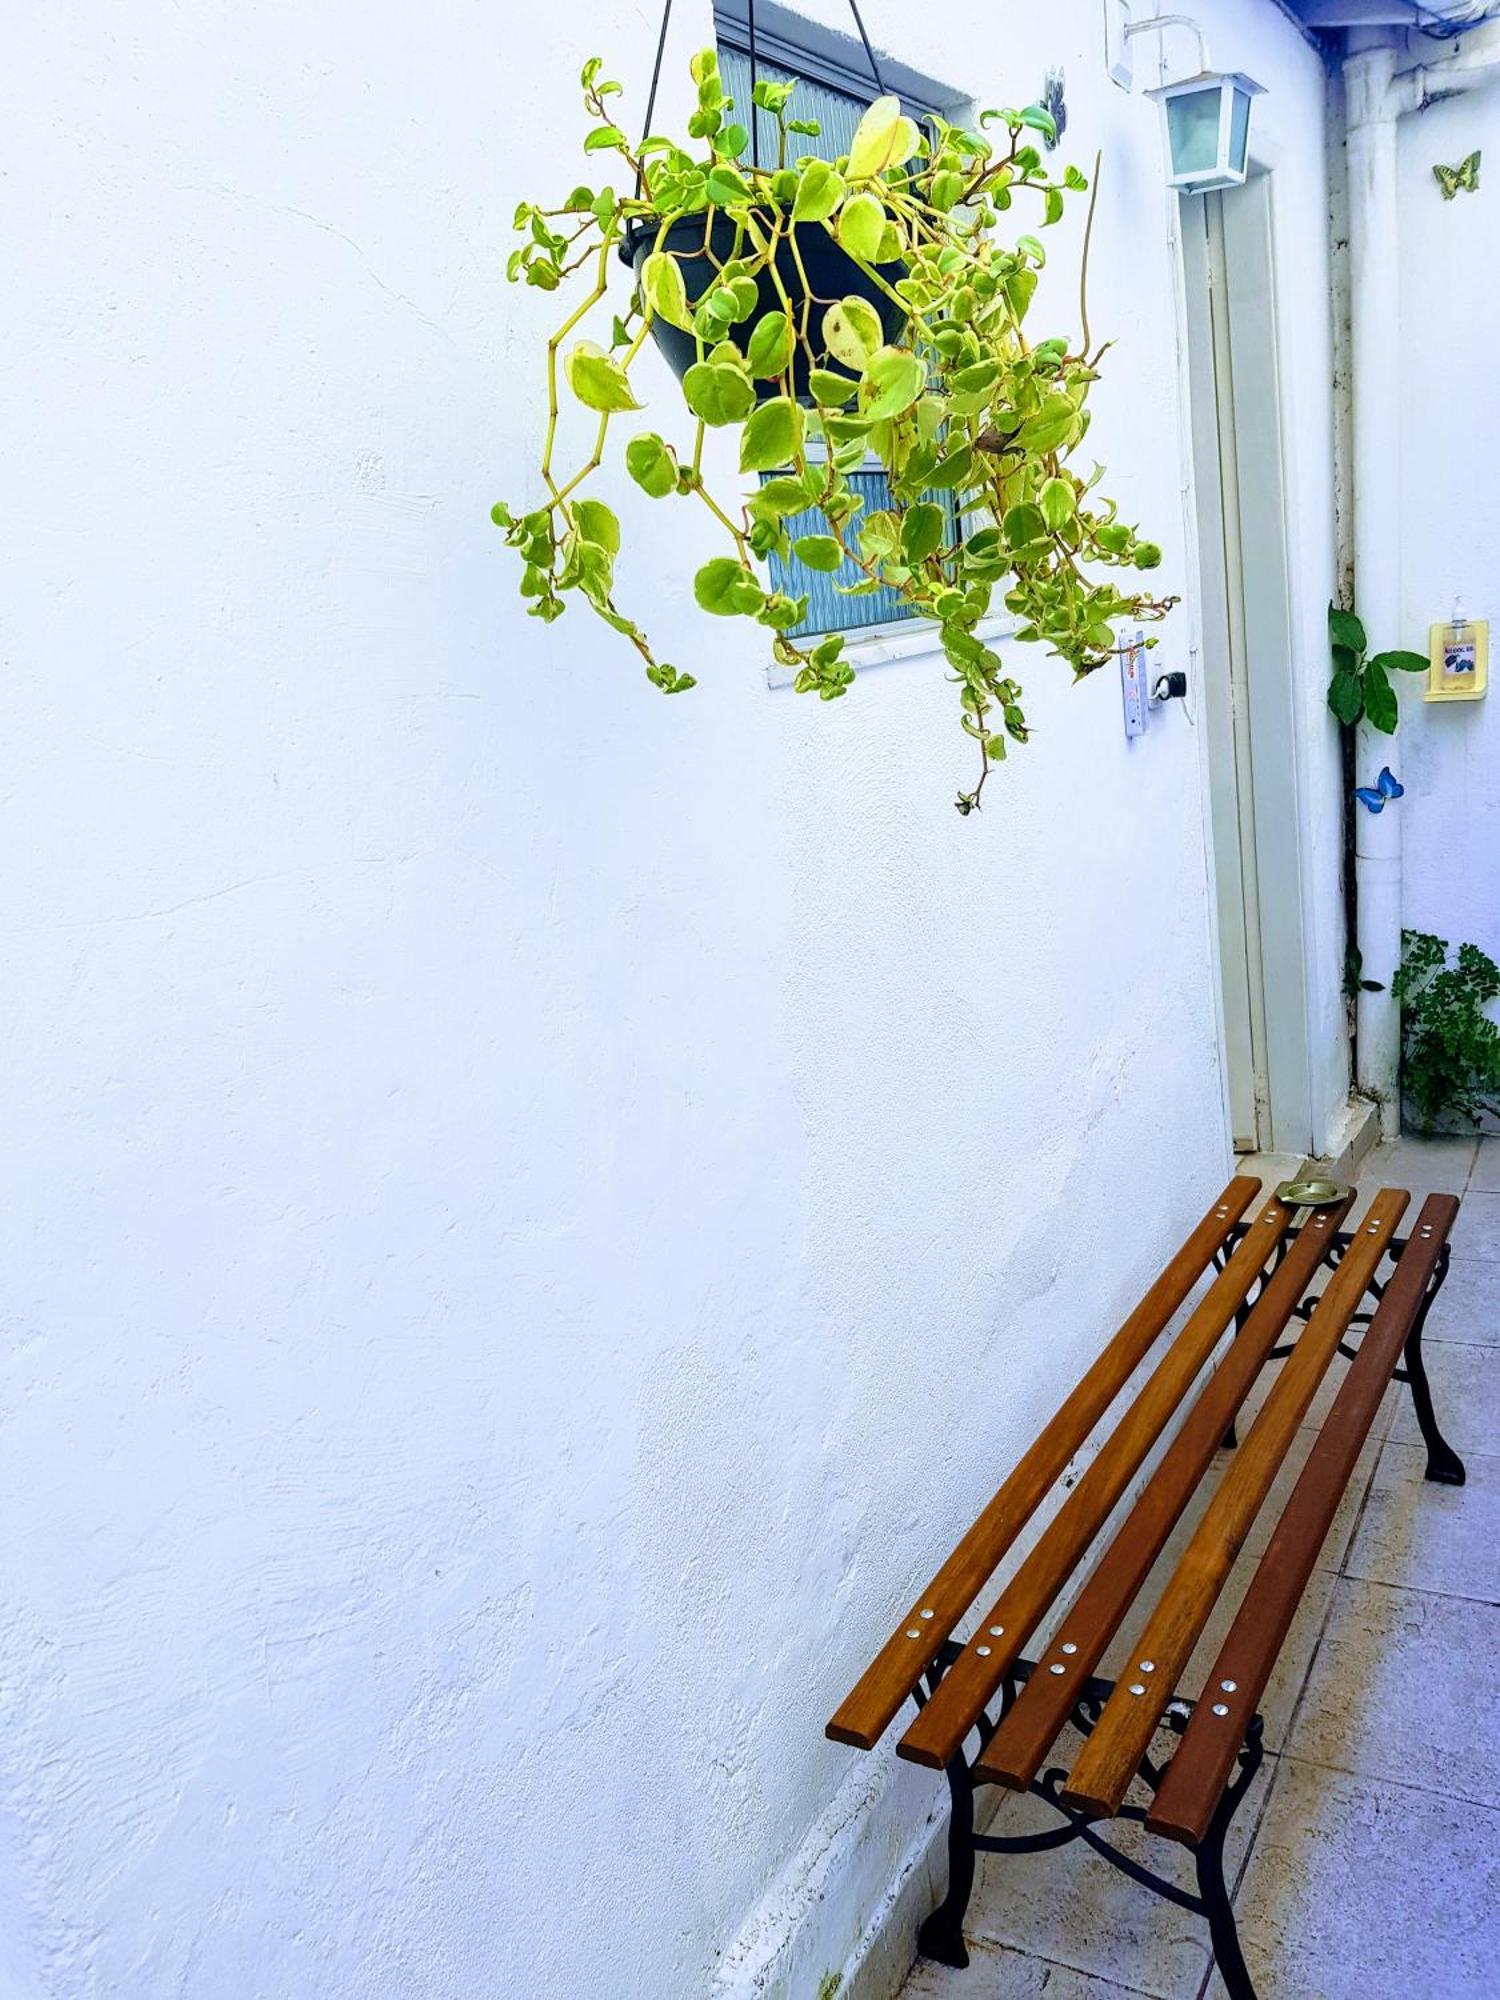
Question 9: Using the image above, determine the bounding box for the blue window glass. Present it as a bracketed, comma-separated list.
[716, 34, 955, 636]
[716, 47, 870, 170]
[767, 472, 958, 638]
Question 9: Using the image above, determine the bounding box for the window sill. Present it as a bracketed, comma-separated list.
[765, 613, 1017, 689]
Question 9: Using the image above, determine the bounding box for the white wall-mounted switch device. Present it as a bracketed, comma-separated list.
[1120, 628, 1148, 738]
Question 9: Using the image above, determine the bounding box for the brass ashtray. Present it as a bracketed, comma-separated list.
[1275, 1176, 1352, 1210]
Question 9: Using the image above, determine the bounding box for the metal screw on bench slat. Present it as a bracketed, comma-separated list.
[1212, 1702, 1230, 1716]
[1220, 1679, 1238, 1693]
[1061, 1642, 1077, 1654]
[976, 1646, 991, 1657]
[1129, 1682, 1146, 1695]
[1049, 1663, 1066, 1675]
[989, 1625, 1004, 1637]
[920, 1608, 934, 1619]
[1140, 1659, 1155, 1672]
[905, 1629, 920, 1639]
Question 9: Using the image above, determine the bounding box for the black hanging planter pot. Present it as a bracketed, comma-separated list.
[620, 210, 908, 405]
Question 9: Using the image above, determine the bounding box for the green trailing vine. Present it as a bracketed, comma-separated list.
[495, 50, 1176, 810]
[1327, 603, 1426, 732]
[1394, 930, 1500, 1131]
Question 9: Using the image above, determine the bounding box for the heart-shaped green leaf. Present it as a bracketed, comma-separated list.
[792, 160, 846, 222]
[837, 192, 887, 262]
[564, 342, 641, 413]
[860, 346, 925, 421]
[572, 498, 620, 553]
[756, 475, 817, 516]
[695, 557, 765, 615]
[625, 433, 677, 498]
[791, 534, 844, 572]
[739, 397, 804, 473]
[1003, 502, 1047, 547]
[901, 502, 946, 563]
[822, 296, 884, 370]
[1016, 393, 1076, 452]
[746, 309, 794, 379]
[640, 251, 692, 331]
[1006, 267, 1038, 320]
[682, 360, 757, 427]
[846, 95, 919, 179]
[1039, 477, 1075, 531]
[706, 165, 752, 206]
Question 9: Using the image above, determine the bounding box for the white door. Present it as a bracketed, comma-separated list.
[1182, 179, 1314, 1157]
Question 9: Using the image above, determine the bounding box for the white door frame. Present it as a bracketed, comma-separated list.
[1181, 172, 1316, 1157]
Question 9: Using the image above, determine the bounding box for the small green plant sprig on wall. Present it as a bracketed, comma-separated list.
[1327, 604, 1427, 732]
[495, 50, 1176, 811]
[1394, 929, 1500, 1131]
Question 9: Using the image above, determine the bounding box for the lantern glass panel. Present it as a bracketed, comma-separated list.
[1166, 87, 1223, 178]
[1228, 85, 1251, 176]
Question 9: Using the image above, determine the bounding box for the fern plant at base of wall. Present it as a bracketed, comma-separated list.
[496, 48, 1177, 811]
[1394, 930, 1500, 1133]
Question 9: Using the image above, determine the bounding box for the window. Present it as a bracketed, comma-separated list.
[714, 6, 958, 640]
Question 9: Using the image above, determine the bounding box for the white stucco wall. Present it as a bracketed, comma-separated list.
[1396, 79, 1500, 966]
[4, 3, 1332, 1996]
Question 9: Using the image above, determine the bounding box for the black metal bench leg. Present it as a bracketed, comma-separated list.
[1191, 1719, 1265, 2000]
[1402, 1250, 1466, 1486]
[916, 1754, 975, 1968]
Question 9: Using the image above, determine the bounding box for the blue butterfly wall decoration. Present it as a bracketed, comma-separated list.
[1354, 766, 1404, 814]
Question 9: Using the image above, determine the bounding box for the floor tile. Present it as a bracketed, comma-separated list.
[1238, 1426, 1377, 1567]
[1357, 1135, 1476, 1204]
[1235, 1346, 1400, 1442]
[1233, 1152, 1304, 1197]
[1343, 1441, 1500, 1601]
[904, 1934, 1167, 1998]
[1422, 1253, 1500, 1346]
[1450, 1189, 1500, 1264]
[1287, 1576, 1500, 1805]
[1387, 1338, 1500, 1458]
[1216, 1757, 1500, 2000]
[956, 1778, 1220, 1998]
[1104, 1562, 1335, 1755]
[1141, 1425, 1376, 1576]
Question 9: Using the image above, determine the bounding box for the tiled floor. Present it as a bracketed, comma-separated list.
[898, 1135, 1500, 2000]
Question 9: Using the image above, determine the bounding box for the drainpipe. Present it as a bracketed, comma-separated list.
[1343, 22, 1500, 1137]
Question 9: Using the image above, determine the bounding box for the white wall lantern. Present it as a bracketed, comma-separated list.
[1145, 70, 1265, 191]
[1104, 5, 1266, 193]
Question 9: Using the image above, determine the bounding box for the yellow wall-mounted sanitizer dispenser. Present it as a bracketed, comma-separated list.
[1426, 616, 1488, 702]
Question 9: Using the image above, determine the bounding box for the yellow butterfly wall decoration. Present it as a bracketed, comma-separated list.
[1434, 151, 1481, 199]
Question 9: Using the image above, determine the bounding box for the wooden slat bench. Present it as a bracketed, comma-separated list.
[826, 1176, 1465, 2000]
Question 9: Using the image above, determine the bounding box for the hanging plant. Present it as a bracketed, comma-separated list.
[495, 47, 1176, 811]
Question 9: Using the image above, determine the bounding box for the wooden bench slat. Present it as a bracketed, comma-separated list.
[825, 1177, 1260, 1753]
[894, 1190, 1291, 1770]
[970, 1191, 1352, 1793]
[1145, 1193, 1459, 1846]
[1059, 1188, 1410, 1819]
